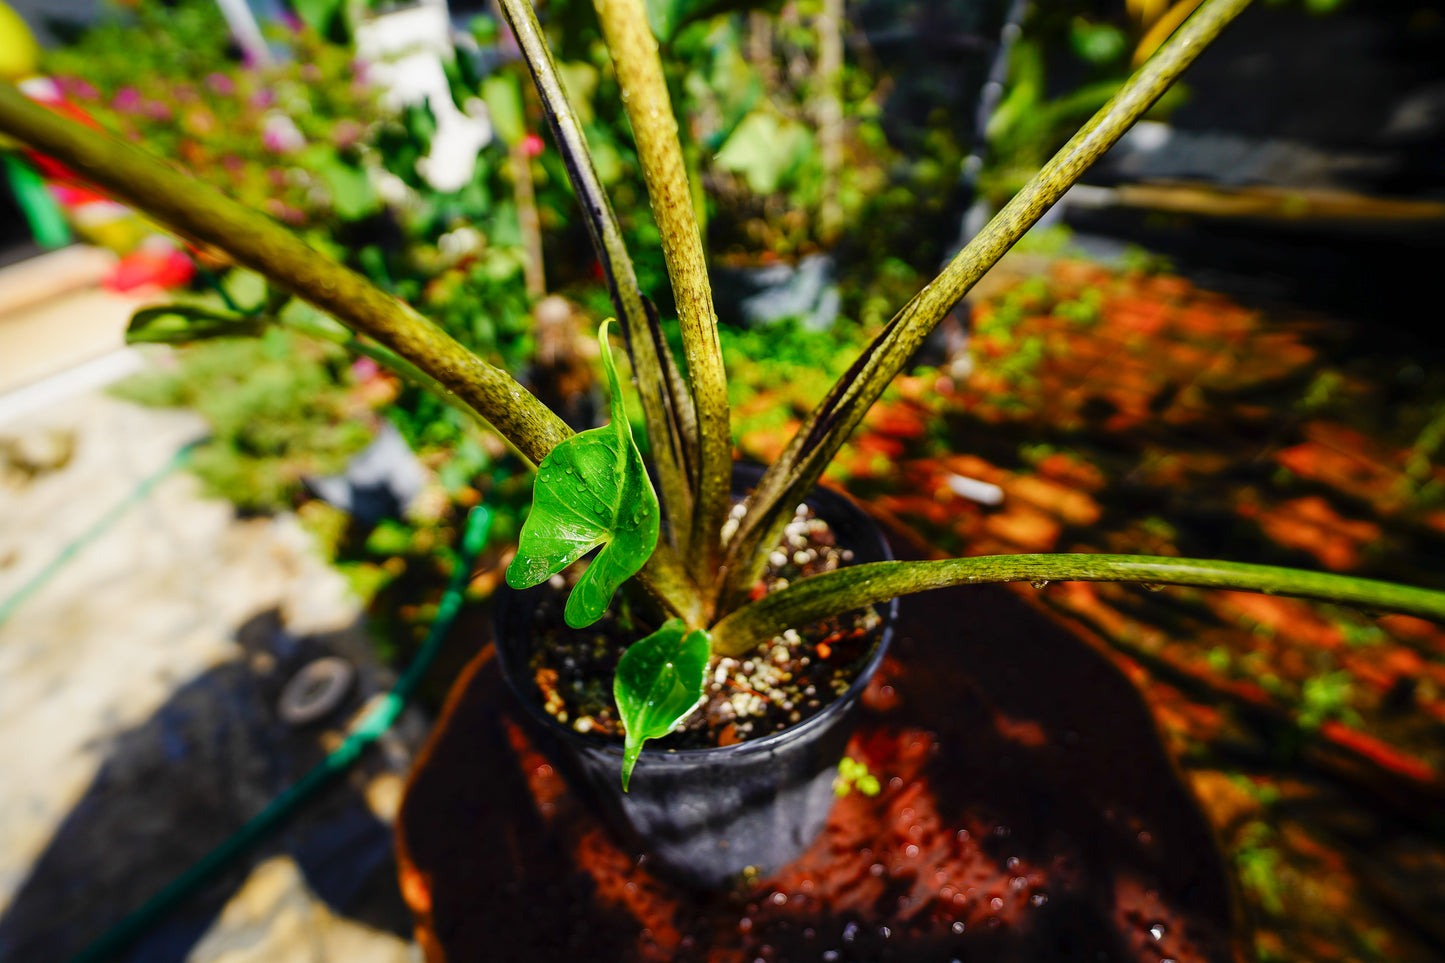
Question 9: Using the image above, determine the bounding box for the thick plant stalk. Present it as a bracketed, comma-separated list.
[592, 0, 732, 590]
[814, 0, 846, 245]
[710, 554, 1445, 657]
[496, 0, 698, 549]
[281, 313, 481, 420]
[718, 0, 1254, 611]
[0, 81, 570, 467]
[0, 80, 706, 625]
[510, 142, 547, 299]
[747, 12, 776, 87]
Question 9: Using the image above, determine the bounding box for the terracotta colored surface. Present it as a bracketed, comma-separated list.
[778, 260, 1445, 961]
[396, 581, 1237, 963]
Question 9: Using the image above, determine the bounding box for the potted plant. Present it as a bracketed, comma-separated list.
[4, 0, 1442, 906]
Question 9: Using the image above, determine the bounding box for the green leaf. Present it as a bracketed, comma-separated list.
[1069, 18, 1126, 65]
[713, 110, 813, 195]
[126, 304, 267, 345]
[556, 61, 599, 127]
[614, 618, 710, 790]
[220, 268, 267, 313]
[305, 148, 380, 221]
[644, 0, 782, 42]
[481, 74, 526, 147]
[277, 298, 351, 339]
[291, 0, 346, 40]
[505, 320, 660, 628]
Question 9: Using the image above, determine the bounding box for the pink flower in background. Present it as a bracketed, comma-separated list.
[58, 76, 99, 100]
[112, 87, 142, 113]
[351, 357, 381, 381]
[262, 112, 305, 154]
[249, 89, 275, 110]
[183, 108, 218, 136]
[205, 72, 236, 96]
[143, 100, 173, 121]
[522, 132, 545, 158]
[222, 154, 245, 174]
[263, 198, 305, 225]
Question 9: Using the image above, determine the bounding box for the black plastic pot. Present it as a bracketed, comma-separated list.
[494, 464, 897, 890]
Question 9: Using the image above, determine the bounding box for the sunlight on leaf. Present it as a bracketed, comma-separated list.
[505, 320, 660, 627]
[126, 304, 268, 345]
[614, 618, 710, 790]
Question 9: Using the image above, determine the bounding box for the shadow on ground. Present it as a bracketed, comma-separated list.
[0, 609, 418, 963]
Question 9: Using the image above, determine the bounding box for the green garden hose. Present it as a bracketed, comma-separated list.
[63, 501, 494, 963]
[1, 152, 71, 249]
[0, 441, 197, 631]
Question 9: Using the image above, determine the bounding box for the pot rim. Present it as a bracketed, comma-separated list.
[495, 467, 898, 765]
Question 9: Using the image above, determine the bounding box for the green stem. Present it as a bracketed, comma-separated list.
[592, 0, 732, 591]
[710, 554, 1445, 657]
[0, 81, 706, 624]
[0, 80, 570, 467]
[717, 0, 1254, 613]
[496, 0, 698, 550]
[279, 311, 480, 420]
[510, 142, 547, 299]
[813, 0, 845, 245]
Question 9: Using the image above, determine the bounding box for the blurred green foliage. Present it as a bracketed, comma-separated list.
[46, 0, 382, 233]
[113, 329, 373, 511]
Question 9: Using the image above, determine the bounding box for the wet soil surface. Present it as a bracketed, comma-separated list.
[526, 505, 881, 748]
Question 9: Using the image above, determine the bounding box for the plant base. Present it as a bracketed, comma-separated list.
[492, 465, 898, 889]
[396, 577, 1239, 961]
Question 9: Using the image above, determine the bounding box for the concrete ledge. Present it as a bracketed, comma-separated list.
[0, 246, 118, 319]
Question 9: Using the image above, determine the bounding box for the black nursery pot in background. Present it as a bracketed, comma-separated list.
[494, 464, 898, 890]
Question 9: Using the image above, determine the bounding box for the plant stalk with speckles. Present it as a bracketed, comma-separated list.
[12, 0, 1445, 786]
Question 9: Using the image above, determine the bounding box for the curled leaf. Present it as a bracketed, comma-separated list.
[614, 618, 710, 790]
[505, 320, 660, 627]
[126, 303, 267, 345]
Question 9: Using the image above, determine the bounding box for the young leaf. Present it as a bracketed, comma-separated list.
[126, 304, 268, 345]
[496, 0, 699, 549]
[506, 320, 660, 627]
[614, 618, 710, 790]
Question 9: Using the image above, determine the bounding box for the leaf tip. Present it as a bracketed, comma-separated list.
[504, 554, 544, 590]
[620, 738, 640, 792]
[563, 584, 605, 629]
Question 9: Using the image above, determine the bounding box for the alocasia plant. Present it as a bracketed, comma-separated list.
[6, 0, 1445, 790]
[504, 320, 660, 629]
[612, 618, 710, 789]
